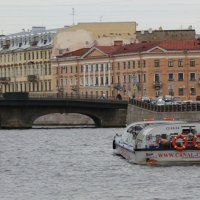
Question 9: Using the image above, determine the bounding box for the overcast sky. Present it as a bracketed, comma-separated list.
[1, 0, 200, 35]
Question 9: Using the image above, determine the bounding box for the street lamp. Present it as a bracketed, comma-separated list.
[168, 85, 174, 103]
[54, 56, 63, 98]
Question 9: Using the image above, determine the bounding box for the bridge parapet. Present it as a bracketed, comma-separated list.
[0, 93, 128, 128]
[130, 99, 200, 112]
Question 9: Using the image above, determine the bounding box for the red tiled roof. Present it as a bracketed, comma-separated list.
[95, 45, 122, 55]
[158, 39, 200, 50]
[60, 39, 200, 58]
[61, 48, 90, 57]
[113, 40, 200, 55]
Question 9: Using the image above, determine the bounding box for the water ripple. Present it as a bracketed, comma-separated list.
[0, 128, 200, 200]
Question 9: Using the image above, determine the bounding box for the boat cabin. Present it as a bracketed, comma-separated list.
[135, 123, 200, 150]
[121, 120, 185, 146]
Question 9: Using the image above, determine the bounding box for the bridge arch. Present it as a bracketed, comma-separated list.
[33, 113, 101, 127]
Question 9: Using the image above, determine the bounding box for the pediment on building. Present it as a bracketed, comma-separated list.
[146, 46, 167, 53]
[81, 47, 107, 58]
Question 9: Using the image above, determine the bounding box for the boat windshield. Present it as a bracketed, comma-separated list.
[136, 127, 155, 141]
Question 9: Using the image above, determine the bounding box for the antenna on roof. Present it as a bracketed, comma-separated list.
[71, 8, 75, 25]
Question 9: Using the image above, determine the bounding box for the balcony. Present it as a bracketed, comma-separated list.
[113, 83, 123, 91]
[153, 81, 162, 89]
[0, 77, 11, 84]
[28, 75, 39, 82]
[71, 85, 78, 91]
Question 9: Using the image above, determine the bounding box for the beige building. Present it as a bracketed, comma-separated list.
[52, 21, 137, 57]
[52, 39, 200, 101]
[137, 28, 196, 42]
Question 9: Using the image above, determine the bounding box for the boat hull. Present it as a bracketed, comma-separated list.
[115, 143, 200, 165]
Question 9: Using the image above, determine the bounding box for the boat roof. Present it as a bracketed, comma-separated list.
[139, 122, 200, 137]
[126, 120, 185, 129]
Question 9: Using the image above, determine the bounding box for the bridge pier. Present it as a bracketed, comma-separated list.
[98, 109, 127, 127]
[0, 108, 32, 129]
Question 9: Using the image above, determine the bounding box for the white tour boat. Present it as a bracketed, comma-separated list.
[113, 120, 200, 165]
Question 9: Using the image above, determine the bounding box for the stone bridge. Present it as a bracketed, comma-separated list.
[0, 97, 128, 129]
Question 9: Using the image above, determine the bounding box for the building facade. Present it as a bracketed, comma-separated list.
[0, 22, 137, 96]
[0, 27, 58, 94]
[52, 39, 200, 101]
[136, 28, 196, 43]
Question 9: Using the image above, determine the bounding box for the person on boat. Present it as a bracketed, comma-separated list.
[156, 134, 170, 149]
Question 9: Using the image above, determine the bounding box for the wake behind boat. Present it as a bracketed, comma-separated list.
[113, 119, 200, 165]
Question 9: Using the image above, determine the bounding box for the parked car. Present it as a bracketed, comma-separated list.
[156, 98, 166, 106]
[141, 96, 151, 103]
[163, 95, 175, 105]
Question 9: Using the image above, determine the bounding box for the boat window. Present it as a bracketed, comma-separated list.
[161, 134, 167, 139]
[135, 126, 143, 132]
[127, 126, 135, 134]
[182, 129, 190, 135]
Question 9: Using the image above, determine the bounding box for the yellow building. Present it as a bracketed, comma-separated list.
[0, 27, 58, 95]
[52, 39, 200, 101]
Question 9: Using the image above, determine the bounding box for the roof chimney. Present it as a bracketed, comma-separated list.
[114, 40, 123, 46]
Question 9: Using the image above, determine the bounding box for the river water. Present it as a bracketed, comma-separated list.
[0, 128, 200, 200]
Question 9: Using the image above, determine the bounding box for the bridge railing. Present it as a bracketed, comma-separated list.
[130, 99, 200, 112]
[0, 92, 128, 104]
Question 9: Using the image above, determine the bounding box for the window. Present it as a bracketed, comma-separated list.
[101, 76, 103, 85]
[143, 60, 146, 68]
[143, 74, 146, 82]
[138, 61, 140, 68]
[123, 75, 126, 83]
[190, 73, 196, 81]
[178, 73, 184, 81]
[123, 62, 126, 69]
[105, 76, 108, 85]
[105, 64, 108, 71]
[138, 74, 141, 83]
[85, 77, 88, 85]
[178, 88, 184, 96]
[190, 59, 195, 67]
[90, 77, 93, 85]
[132, 61, 135, 68]
[154, 60, 160, 67]
[101, 64, 104, 71]
[168, 59, 174, 67]
[95, 77, 98, 85]
[178, 59, 183, 67]
[190, 88, 196, 95]
[155, 74, 160, 82]
[168, 73, 174, 81]
[128, 61, 131, 69]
